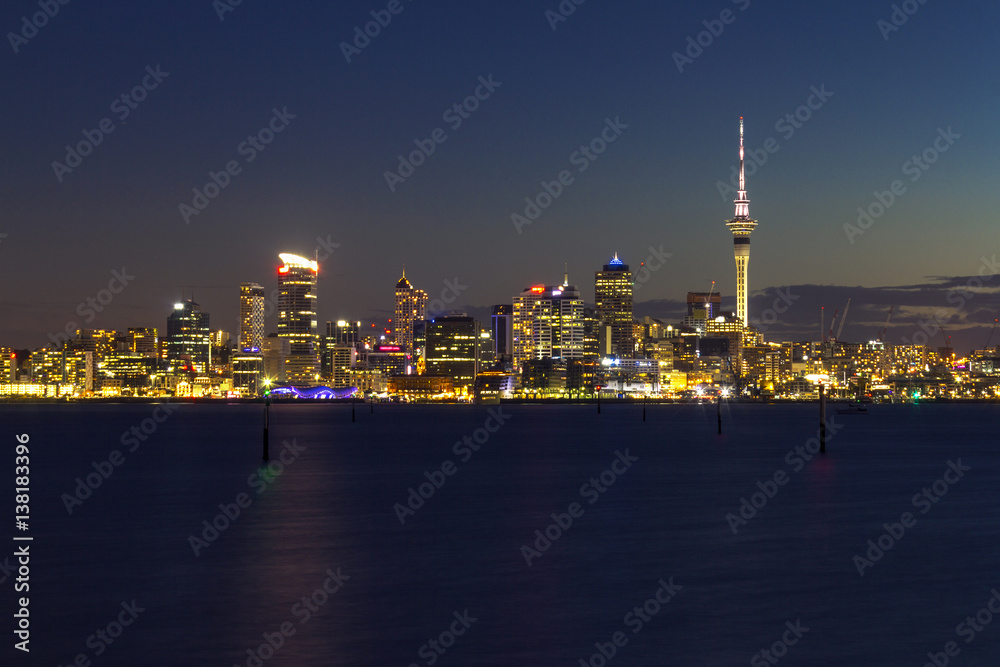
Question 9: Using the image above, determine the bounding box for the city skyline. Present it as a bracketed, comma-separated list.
[4, 245, 998, 356]
[2, 2, 998, 353]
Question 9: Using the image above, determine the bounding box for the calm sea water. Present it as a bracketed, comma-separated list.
[1, 401, 999, 665]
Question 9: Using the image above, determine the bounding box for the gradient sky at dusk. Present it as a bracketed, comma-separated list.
[3, 1, 999, 351]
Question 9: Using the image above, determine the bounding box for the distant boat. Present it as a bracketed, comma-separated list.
[837, 402, 868, 414]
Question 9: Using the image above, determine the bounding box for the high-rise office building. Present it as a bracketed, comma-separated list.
[706, 313, 745, 368]
[232, 350, 264, 397]
[29, 348, 64, 384]
[725, 117, 758, 327]
[595, 253, 634, 358]
[239, 282, 265, 352]
[331, 344, 357, 388]
[166, 301, 211, 373]
[582, 307, 602, 362]
[491, 305, 512, 363]
[262, 334, 289, 383]
[512, 279, 584, 372]
[277, 253, 320, 385]
[394, 269, 427, 355]
[321, 320, 360, 380]
[70, 329, 118, 360]
[329, 320, 361, 347]
[234, 283, 265, 396]
[425, 315, 480, 390]
[127, 328, 158, 357]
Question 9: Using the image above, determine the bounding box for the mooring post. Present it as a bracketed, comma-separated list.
[262, 394, 270, 462]
[352, 395, 356, 423]
[820, 383, 826, 453]
[717, 393, 722, 435]
[597, 388, 601, 414]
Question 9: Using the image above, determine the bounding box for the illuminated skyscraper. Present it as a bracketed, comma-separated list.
[239, 282, 265, 352]
[321, 320, 360, 380]
[233, 283, 265, 396]
[425, 315, 480, 390]
[594, 253, 634, 357]
[725, 117, 758, 327]
[491, 305, 512, 363]
[166, 301, 211, 373]
[277, 253, 319, 385]
[512, 277, 584, 372]
[394, 269, 427, 355]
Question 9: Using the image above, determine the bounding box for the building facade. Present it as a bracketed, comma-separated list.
[277, 253, 320, 385]
[595, 253, 634, 358]
[491, 304, 512, 365]
[512, 281, 585, 372]
[425, 316, 480, 390]
[166, 301, 211, 373]
[239, 282, 265, 352]
[394, 270, 428, 356]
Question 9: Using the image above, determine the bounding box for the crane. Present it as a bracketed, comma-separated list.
[877, 306, 893, 381]
[835, 298, 851, 341]
[985, 316, 998, 349]
[827, 308, 840, 342]
[877, 306, 893, 342]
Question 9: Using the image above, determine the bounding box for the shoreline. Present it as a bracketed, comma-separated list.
[1, 397, 998, 406]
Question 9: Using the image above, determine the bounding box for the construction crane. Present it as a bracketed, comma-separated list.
[938, 324, 953, 364]
[827, 308, 840, 343]
[985, 316, 998, 349]
[835, 298, 851, 341]
[877, 306, 893, 342]
[877, 306, 893, 381]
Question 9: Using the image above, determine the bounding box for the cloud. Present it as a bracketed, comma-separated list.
[635, 274, 1000, 354]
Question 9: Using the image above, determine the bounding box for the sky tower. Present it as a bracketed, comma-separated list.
[725, 117, 758, 327]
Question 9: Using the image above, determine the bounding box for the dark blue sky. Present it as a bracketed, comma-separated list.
[3, 1, 999, 351]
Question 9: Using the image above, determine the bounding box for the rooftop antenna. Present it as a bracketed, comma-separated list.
[564, 263, 568, 286]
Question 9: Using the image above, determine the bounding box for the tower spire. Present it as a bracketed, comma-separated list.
[733, 116, 750, 220]
[739, 117, 745, 192]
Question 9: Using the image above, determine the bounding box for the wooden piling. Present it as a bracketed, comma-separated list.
[820, 384, 826, 453]
[262, 395, 270, 461]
